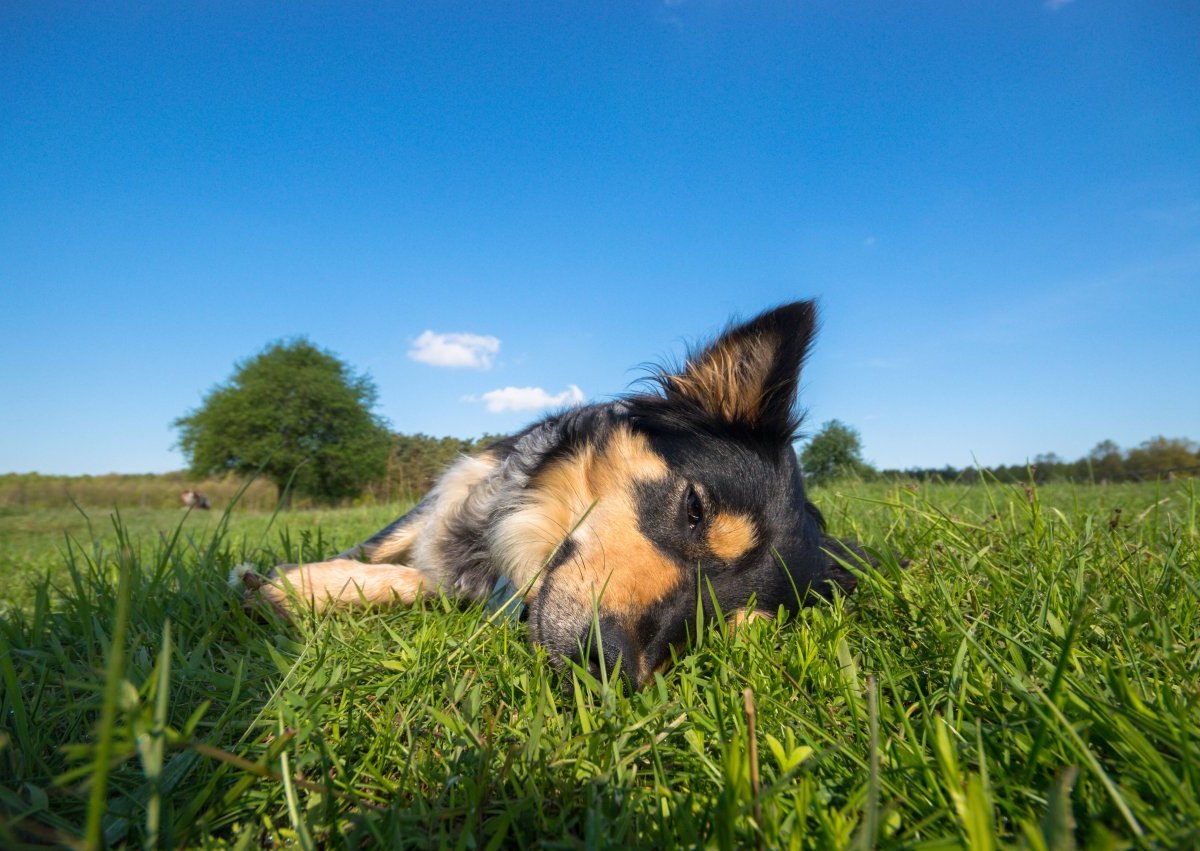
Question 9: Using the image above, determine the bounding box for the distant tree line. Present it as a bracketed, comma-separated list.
[880, 436, 1200, 484]
[376, 431, 1199, 499]
[798, 421, 1199, 485]
[6, 429, 1195, 512]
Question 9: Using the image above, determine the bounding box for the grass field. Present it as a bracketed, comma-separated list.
[1, 479, 1197, 848]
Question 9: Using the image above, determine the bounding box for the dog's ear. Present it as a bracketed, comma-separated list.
[664, 301, 817, 438]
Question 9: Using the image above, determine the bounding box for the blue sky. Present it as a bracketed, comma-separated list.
[2, 1, 1197, 476]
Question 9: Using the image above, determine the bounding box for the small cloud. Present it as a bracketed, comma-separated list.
[1044, 0, 1075, 9]
[474, 384, 585, 413]
[863, 236, 877, 249]
[408, 331, 500, 369]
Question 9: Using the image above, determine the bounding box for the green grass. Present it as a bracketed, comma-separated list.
[0, 504, 405, 613]
[1, 480, 1197, 848]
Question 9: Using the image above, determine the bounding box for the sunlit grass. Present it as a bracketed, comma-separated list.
[1, 480, 1197, 847]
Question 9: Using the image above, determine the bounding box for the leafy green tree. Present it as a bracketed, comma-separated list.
[799, 419, 874, 485]
[174, 339, 391, 505]
[1126, 436, 1200, 478]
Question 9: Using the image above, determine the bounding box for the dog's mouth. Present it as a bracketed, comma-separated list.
[488, 569, 702, 691]
[524, 597, 690, 692]
[487, 580, 646, 689]
[487, 576, 638, 686]
[546, 630, 659, 693]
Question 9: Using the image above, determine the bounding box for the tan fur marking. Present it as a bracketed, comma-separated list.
[548, 428, 679, 611]
[672, 334, 776, 423]
[366, 525, 421, 564]
[490, 445, 596, 596]
[492, 427, 677, 609]
[726, 608, 774, 629]
[253, 560, 432, 617]
[707, 511, 758, 561]
[565, 504, 680, 612]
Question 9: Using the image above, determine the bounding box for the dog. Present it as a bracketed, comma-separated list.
[233, 301, 864, 689]
[181, 490, 211, 510]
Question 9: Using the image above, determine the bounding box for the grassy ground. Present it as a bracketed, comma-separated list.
[0, 504, 405, 613]
[0, 480, 1197, 848]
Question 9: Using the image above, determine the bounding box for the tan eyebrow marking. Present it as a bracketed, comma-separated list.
[707, 511, 758, 561]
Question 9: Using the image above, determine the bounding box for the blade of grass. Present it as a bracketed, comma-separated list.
[83, 553, 133, 851]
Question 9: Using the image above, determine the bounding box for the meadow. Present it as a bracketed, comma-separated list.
[0, 479, 1197, 848]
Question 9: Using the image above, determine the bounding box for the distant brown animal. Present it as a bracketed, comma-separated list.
[180, 490, 211, 510]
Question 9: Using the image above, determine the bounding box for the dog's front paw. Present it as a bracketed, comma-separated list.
[229, 562, 294, 618]
[229, 562, 267, 591]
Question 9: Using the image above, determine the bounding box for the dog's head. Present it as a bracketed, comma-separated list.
[510, 301, 860, 689]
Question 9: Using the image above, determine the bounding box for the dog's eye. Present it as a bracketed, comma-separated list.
[684, 485, 705, 531]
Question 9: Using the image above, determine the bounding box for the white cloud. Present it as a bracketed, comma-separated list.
[474, 384, 585, 413]
[408, 331, 500, 369]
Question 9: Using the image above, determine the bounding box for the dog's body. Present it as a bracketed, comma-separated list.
[236, 301, 862, 688]
[181, 489, 211, 510]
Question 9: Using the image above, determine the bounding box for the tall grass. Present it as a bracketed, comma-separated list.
[0, 480, 1197, 848]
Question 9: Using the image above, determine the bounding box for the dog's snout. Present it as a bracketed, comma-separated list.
[571, 622, 635, 687]
[581, 641, 608, 681]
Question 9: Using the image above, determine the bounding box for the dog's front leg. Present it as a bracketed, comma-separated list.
[231, 559, 435, 619]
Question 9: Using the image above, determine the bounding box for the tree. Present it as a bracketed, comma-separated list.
[1032, 452, 1066, 482]
[1087, 439, 1125, 481]
[1125, 436, 1200, 478]
[174, 339, 391, 505]
[799, 419, 874, 485]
